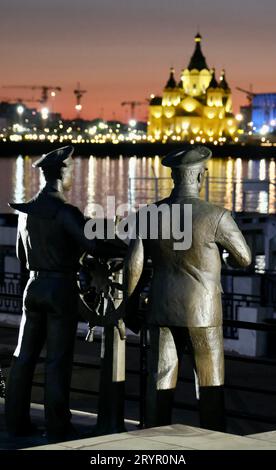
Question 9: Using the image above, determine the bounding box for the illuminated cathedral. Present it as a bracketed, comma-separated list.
[147, 33, 237, 143]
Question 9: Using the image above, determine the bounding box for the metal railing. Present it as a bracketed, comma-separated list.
[128, 176, 276, 214]
[0, 272, 23, 314]
[221, 269, 276, 340]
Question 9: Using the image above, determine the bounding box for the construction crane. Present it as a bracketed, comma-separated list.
[236, 86, 257, 124]
[74, 82, 87, 117]
[121, 101, 144, 120]
[236, 86, 256, 106]
[2, 85, 62, 104]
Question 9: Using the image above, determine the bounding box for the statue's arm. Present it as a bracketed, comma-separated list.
[123, 237, 144, 299]
[59, 205, 96, 254]
[215, 211, 252, 267]
[16, 214, 27, 265]
[16, 230, 26, 265]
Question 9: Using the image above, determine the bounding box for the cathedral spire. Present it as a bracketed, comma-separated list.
[219, 69, 230, 90]
[165, 67, 177, 89]
[208, 68, 218, 89]
[187, 33, 208, 71]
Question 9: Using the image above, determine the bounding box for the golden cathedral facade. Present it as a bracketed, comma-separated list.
[147, 34, 237, 143]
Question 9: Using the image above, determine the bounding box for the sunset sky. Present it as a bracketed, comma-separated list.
[1, 0, 275, 122]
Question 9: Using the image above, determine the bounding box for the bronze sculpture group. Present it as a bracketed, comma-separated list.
[5, 144, 251, 441]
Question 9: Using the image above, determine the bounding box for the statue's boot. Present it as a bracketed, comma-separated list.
[5, 357, 35, 436]
[145, 389, 175, 428]
[199, 385, 225, 432]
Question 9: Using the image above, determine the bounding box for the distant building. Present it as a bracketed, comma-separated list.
[252, 93, 276, 133]
[0, 117, 7, 130]
[147, 33, 237, 142]
[0, 101, 62, 131]
[240, 105, 252, 127]
[0, 102, 36, 128]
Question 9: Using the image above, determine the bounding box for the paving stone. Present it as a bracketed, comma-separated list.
[247, 431, 276, 443]
[81, 437, 189, 450]
[30, 424, 276, 451]
[186, 435, 276, 450]
[60, 433, 132, 449]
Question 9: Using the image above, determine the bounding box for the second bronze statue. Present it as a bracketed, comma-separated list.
[124, 145, 251, 431]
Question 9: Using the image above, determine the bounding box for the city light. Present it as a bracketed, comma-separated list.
[260, 125, 269, 136]
[1, 96, 274, 145]
[88, 126, 97, 135]
[13, 124, 24, 133]
[41, 107, 49, 120]
[17, 105, 24, 115]
[235, 113, 243, 122]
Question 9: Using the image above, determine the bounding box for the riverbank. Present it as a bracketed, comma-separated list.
[0, 141, 276, 158]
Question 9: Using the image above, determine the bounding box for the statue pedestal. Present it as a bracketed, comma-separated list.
[96, 325, 126, 434]
[96, 266, 126, 434]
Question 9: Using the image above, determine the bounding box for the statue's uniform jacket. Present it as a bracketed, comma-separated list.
[15, 185, 93, 272]
[5, 183, 95, 436]
[145, 196, 251, 328]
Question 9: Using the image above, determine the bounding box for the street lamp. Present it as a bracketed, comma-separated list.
[17, 105, 24, 116]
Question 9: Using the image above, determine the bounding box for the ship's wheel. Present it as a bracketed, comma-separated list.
[77, 253, 125, 339]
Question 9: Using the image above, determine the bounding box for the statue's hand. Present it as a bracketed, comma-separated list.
[223, 250, 244, 269]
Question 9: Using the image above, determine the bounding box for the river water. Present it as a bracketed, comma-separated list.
[0, 154, 275, 215]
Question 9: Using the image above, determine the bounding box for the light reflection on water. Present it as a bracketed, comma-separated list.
[0, 154, 275, 215]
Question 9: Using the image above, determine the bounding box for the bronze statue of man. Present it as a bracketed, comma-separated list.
[123, 145, 251, 431]
[5, 146, 96, 441]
